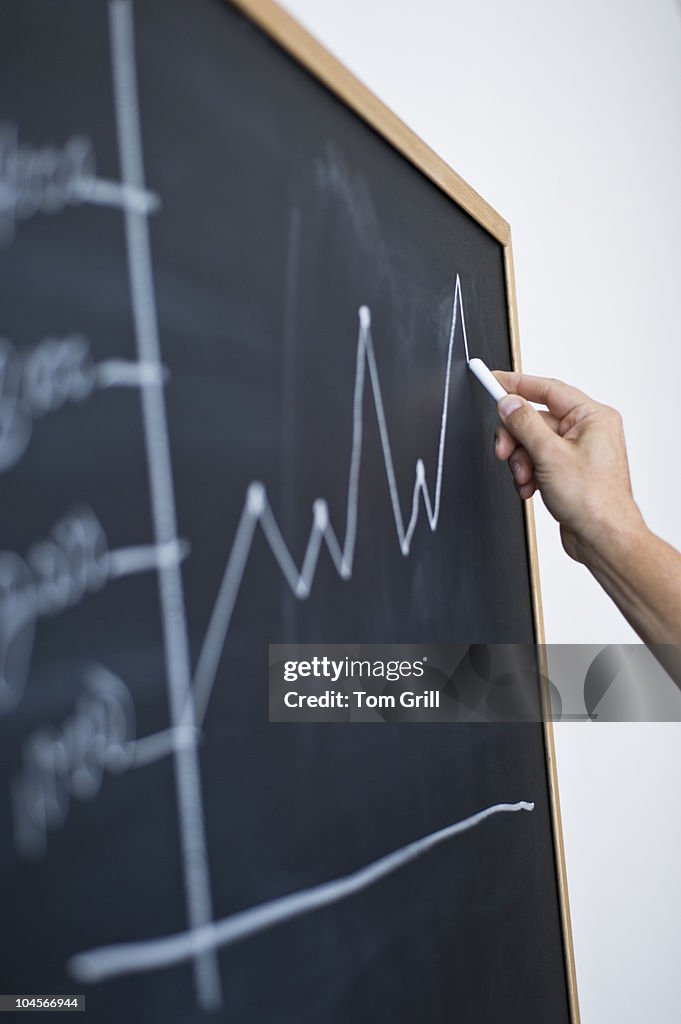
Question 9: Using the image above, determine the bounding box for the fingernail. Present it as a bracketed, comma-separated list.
[499, 396, 522, 417]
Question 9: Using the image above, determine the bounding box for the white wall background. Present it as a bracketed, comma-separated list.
[280, 1, 681, 1020]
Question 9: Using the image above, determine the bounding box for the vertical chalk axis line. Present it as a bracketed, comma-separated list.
[190, 275, 471, 725]
[107, 0, 221, 1010]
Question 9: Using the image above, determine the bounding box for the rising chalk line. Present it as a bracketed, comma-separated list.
[190, 274, 472, 726]
[70, 800, 534, 982]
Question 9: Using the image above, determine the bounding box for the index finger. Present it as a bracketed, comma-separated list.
[492, 371, 594, 419]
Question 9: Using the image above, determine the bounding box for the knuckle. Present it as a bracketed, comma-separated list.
[601, 403, 622, 424]
[510, 404, 534, 429]
[546, 377, 565, 399]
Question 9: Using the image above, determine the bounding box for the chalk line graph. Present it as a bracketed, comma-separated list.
[0, 0, 535, 1010]
[189, 274, 471, 726]
[69, 800, 534, 983]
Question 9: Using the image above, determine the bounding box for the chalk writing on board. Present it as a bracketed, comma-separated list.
[0, 123, 159, 246]
[11, 663, 200, 857]
[0, 505, 189, 714]
[0, 332, 169, 472]
[3, 1, 535, 1013]
[12, 664, 136, 857]
[191, 277, 470, 726]
[69, 800, 535, 985]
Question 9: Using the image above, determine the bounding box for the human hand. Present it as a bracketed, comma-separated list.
[492, 372, 644, 563]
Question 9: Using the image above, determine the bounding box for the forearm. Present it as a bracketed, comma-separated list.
[583, 519, 681, 684]
[492, 370, 681, 671]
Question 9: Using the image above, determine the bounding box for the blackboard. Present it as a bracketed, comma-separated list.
[0, 0, 578, 1021]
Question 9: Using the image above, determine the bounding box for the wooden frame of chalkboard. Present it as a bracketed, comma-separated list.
[228, 1, 580, 1020]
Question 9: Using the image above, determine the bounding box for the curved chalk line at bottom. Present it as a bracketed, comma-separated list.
[69, 799, 534, 982]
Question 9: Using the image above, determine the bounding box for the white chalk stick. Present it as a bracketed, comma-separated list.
[468, 358, 507, 403]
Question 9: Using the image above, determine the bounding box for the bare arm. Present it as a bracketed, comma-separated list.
[492, 371, 681, 682]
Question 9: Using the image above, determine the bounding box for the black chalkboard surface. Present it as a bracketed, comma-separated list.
[0, 1, 575, 1021]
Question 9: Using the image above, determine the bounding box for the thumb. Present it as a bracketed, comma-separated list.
[497, 395, 560, 465]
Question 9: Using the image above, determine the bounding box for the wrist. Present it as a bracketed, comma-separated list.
[578, 503, 649, 575]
